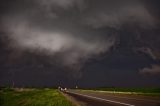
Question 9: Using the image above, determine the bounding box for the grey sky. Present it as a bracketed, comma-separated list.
[0, 0, 160, 87]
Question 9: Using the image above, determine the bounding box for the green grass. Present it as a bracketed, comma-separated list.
[0, 88, 74, 106]
[83, 87, 160, 93]
[79, 87, 160, 96]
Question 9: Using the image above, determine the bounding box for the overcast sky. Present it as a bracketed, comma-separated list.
[0, 0, 160, 87]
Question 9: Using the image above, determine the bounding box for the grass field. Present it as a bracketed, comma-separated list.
[0, 88, 74, 106]
[83, 87, 160, 93]
[80, 87, 160, 96]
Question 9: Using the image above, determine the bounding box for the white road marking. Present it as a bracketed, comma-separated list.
[85, 90, 160, 103]
[98, 94, 160, 103]
[67, 91, 135, 106]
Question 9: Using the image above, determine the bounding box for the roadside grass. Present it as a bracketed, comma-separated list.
[79, 87, 160, 96]
[0, 87, 74, 106]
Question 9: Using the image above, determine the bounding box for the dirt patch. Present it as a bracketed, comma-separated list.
[14, 88, 34, 92]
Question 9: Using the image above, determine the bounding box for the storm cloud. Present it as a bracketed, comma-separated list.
[140, 64, 160, 75]
[0, 0, 160, 86]
[1, 0, 156, 67]
[83, 2, 155, 28]
[3, 20, 114, 67]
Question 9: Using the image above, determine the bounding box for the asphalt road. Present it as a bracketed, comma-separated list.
[64, 90, 160, 106]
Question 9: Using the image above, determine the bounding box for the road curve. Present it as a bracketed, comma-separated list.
[64, 90, 160, 106]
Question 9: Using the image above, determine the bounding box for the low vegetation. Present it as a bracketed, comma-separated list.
[80, 87, 160, 96]
[0, 87, 74, 106]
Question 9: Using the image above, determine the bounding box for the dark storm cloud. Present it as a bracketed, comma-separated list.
[136, 47, 157, 60]
[0, 0, 160, 86]
[82, 0, 155, 29]
[1, 0, 156, 67]
[1, 0, 116, 68]
[140, 64, 160, 75]
[39, 0, 85, 10]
